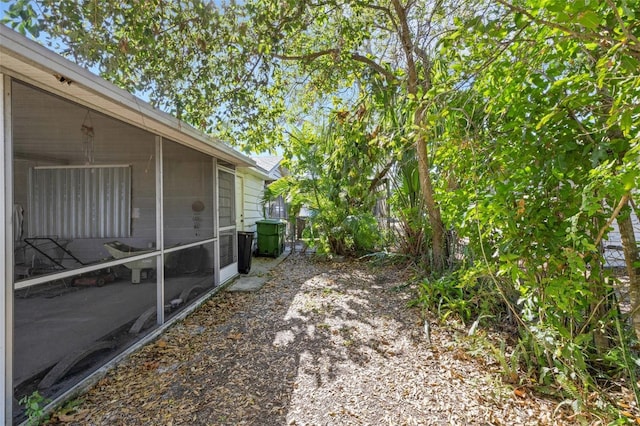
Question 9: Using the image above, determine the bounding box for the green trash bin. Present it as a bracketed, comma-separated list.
[256, 219, 286, 257]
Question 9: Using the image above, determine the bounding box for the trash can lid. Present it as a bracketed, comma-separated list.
[256, 219, 286, 224]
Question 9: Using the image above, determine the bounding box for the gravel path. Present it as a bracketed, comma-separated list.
[50, 254, 566, 425]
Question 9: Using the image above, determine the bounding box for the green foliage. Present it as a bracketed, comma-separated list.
[388, 151, 429, 259]
[417, 274, 473, 323]
[2, 0, 290, 151]
[418, 0, 640, 409]
[414, 268, 509, 326]
[489, 341, 527, 385]
[19, 390, 49, 425]
[331, 213, 382, 255]
[277, 99, 393, 256]
[2, 0, 466, 270]
[0, 0, 39, 36]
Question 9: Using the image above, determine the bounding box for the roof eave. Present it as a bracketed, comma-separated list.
[0, 26, 255, 168]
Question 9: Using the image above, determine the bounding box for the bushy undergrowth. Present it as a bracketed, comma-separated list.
[412, 263, 640, 415]
[305, 212, 383, 256]
[413, 270, 512, 327]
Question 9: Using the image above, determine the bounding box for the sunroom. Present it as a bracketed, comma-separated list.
[0, 27, 252, 422]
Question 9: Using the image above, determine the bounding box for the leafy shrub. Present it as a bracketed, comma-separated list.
[313, 212, 383, 256]
[19, 391, 49, 425]
[414, 268, 511, 326]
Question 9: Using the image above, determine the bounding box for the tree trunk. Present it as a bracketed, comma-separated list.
[391, 0, 447, 272]
[617, 208, 640, 340]
[415, 133, 446, 272]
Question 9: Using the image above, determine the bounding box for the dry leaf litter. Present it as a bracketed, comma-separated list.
[49, 254, 572, 425]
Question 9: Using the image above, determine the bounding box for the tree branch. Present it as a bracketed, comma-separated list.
[368, 157, 395, 193]
[595, 192, 630, 246]
[362, 3, 399, 34]
[273, 49, 398, 83]
[391, 0, 419, 94]
[604, 0, 640, 48]
[450, 23, 529, 94]
[494, 0, 640, 59]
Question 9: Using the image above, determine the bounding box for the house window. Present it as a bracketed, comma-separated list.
[28, 165, 131, 238]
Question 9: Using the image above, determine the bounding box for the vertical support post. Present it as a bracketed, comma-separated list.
[155, 136, 164, 325]
[213, 158, 220, 286]
[1, 74, 14, 423]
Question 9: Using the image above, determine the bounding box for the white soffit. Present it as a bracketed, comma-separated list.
[237, 166, 271, 180]
[0, 26, 255, 168]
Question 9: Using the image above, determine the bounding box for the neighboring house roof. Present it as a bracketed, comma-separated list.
[252, 156, 287, 180]
[252, 156, 281, 174]
[0, 26, 255, 168]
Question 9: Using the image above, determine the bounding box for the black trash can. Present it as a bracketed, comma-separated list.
[237, 231, 254, 274]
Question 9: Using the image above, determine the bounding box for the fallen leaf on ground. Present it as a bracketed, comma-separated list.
[48, 255, 575, 425]
[513, 388, 527, 398]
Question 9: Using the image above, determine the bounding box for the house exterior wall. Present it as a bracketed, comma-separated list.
[251, 157, 287, 221]
[240, 172, 266, 233]
[235, 169, 266, 257]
